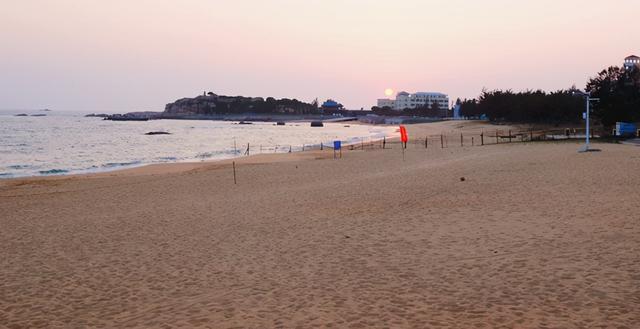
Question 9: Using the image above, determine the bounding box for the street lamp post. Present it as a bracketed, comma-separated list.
[573, 90, 599, 152]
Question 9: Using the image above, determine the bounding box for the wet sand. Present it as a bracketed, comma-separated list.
[1, 121, 639, 328]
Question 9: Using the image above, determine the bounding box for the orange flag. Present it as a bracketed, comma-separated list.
[400, 125, 408, 143]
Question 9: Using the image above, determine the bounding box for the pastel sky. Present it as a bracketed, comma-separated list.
[1, 0, 639, 111]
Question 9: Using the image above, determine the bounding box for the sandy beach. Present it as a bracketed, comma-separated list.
[1, 121, 639, 328]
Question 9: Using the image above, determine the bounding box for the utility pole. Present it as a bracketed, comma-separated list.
[573, 90, 599, 152]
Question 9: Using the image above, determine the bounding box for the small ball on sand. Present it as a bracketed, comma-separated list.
[460, 177, 466, 182]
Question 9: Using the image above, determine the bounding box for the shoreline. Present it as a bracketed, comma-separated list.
[0, 119, 605, 183]
[0, 120, 571, 184]
[0, 119, 397, 181]
[0, 132, 395, 185]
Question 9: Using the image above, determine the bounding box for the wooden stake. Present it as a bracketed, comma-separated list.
[232, 161, 237, 185]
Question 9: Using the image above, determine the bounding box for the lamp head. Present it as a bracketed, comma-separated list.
[572, 90, 589, 97]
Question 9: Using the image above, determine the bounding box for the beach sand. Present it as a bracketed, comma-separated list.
[1, 121, 639, 328]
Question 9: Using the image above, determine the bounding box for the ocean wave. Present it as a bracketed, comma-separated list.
[196, 151, 218, 159]
[156, 156, 178, 161]
[8, 164, 31, 169]
[102, 161, 142, 168]
[39, 169, 69, 175]
[196, 148, 242, 159]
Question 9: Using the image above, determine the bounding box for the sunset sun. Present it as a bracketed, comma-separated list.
[384, 88, 394, 97]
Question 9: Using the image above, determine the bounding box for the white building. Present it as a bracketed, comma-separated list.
[376, 98, 395, 109]
[624, 55, 640, 71]
[377, 91, 449, 111]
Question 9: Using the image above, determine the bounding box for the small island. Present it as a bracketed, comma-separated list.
[103, 92, 367, 123]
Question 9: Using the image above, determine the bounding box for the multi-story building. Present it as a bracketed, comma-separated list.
[624, 55, 640, 71]
[377, 91, 449, 111]
[376, 98, 395, 109]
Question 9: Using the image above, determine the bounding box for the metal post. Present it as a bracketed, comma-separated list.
[585, 96, 590, 150]
[574, 90, 598, 152]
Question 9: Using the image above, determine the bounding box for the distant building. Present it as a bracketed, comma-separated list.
[321, 99, 344, 113]
[624, 55, 640, 71]
[377, 91, 449, 111]
[376, 98, 395, 109]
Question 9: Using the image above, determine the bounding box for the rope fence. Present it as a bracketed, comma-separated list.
[226, 127, 613, 158]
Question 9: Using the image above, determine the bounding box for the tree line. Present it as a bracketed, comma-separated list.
[165, 95, 321, 115]
[458, 89, 584, 124]
[371, 102, 448, 117]
[459, 65, 640, 126]
[203, 97, 321, 115]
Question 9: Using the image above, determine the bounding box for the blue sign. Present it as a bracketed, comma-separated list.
[616, 122, 637, 136]
[333, 141, 341, 150]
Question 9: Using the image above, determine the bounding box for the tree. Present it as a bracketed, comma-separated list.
[461, 89, 583, 123]
[459, 99, 480, 118]
[430, 101, 443, 117]
[586, 66, 640, 126]
[371, 106, 397, 116]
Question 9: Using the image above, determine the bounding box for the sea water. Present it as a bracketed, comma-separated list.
[0, 111, 395, 178]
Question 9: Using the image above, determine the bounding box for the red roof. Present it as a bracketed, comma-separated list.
[626, 55, 639, 60]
